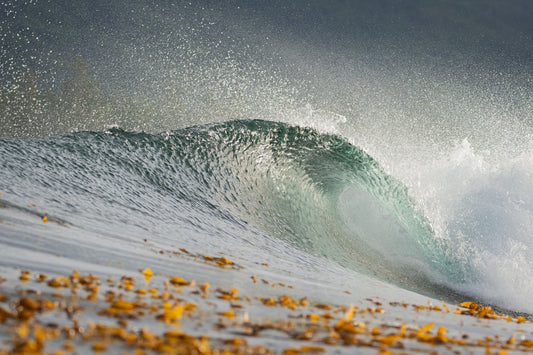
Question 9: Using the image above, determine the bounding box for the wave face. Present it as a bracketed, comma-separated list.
[0, 122, 434, 283]
[2, 119, 520, 308]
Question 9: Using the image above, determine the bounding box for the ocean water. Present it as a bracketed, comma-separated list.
[1, 0, 532, 353]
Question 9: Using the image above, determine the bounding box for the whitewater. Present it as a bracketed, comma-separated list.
[1, 0, 532, 353]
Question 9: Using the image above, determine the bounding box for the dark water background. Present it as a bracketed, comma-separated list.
[1, 0, 531, 137]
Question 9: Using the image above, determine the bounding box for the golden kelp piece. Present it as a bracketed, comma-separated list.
[376, 334, 401, 346]
[111, 299, 136, 311]
[216, 256, 234, 267]
[202, 255, 237, 268]
[199, 282, 209, 297]
[141, 267, 153, 280]
[47, 276, 70, 288]
[344, 304, 357, 322]
[99, 298, 143, 319]
[520, 339, 533, 347]
[19, 270, 30, 282]
[11, 339, 42, 354]
[157, 302, 185, 322]
[283, 345, 326, 354]
[334, 318, 365, 334]
[119, 276, 135, 290]
[92, 341, 107, 352]
[169, 276, 190, 286]
[216, 288, 240, 301]
[0, 307, 12, 322]
[258, 295, 304, 310]
[307, 314, 320, 323]
[220, 310, 235, 318]
[458, 302, 499, 319]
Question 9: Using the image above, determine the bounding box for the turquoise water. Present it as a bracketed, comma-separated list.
[0, 121, 447, 293]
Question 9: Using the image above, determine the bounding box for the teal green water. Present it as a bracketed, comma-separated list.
[0, 120, 472, 302]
